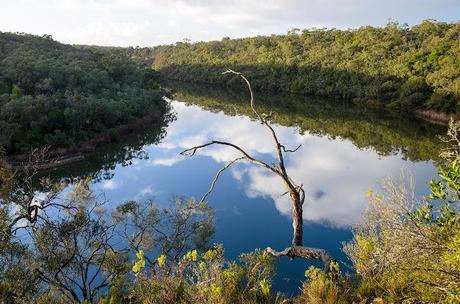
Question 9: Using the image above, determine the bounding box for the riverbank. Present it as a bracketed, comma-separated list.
[7, 112, 165, 170]
[164, 76, 455, 126]
[351, 98, 457, 125]
[414, 109, 460, 125]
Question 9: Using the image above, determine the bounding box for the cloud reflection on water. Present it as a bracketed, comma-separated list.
[142, 100, 437, 227]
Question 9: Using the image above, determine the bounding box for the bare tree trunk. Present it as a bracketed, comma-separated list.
[291, 191, 303, 246]
[181, 70, 334, 271]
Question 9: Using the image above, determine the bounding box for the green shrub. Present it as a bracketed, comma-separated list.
[344, 120, 460, 303]
[297, 263, 349, 304]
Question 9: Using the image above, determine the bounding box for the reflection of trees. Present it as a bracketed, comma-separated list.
[166, 80, 444, 162]
[0, 151, 213, 303]
[38, 109, 175, 184]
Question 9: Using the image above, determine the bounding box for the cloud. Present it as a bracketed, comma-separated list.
[151, 155, 184, 166]
[241, 139, 404, 227]
[0, 0, 457, 46]
[101, 179, 120, 190]
[133, 185, 158, 200]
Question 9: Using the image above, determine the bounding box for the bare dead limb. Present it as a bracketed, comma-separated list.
[266, 246, 333, 271]
[280, 144, 302, 153]
[222, 69, 260, 122]
[180, 140, 278, 175]
[199, 157, 245, 204]
[180, 70, 334, 269]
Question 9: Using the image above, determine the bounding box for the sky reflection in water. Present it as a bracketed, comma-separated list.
[93, 100, 437, 227]
[81, 97, 440, 293]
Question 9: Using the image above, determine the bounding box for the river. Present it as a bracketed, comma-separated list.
[43, 81, 445, 294]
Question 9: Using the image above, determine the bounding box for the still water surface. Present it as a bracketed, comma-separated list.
[47, 82, 445, 294]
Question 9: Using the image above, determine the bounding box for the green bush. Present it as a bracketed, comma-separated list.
[344, 120, 460, 303]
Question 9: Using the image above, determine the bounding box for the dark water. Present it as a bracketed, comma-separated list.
[45, 82, 445, 294]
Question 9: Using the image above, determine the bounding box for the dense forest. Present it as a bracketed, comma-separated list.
[148, 20, 460, 113]
[0, 32, 168, 155]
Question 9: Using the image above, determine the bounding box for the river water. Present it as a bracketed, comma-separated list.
[45, 82, 445, 294]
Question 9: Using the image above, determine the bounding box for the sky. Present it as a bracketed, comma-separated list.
[0, 0, 458, 47]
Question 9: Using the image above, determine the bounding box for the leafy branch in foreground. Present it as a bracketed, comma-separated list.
[180, 70, 333, 269]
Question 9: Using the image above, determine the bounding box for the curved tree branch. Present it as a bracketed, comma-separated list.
[180, 140, 278, 175]
[199, 157, 245, 204]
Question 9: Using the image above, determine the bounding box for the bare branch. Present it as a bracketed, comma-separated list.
[222, 69, 293, 172]
[280, 144, 302, 153]
[222, 69, 261, 122]
[199, 157, 245, 203]
[180, 140, 278, 175]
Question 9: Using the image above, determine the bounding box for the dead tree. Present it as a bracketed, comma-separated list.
[5, 148, 71, 235]
[180, 70, 333, 269]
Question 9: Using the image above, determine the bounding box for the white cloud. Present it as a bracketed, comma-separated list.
[151, 155, 183, 166]
[133, 185, 158, 200]
[0, 0, 457, 46]
[101, 179, 120, 190]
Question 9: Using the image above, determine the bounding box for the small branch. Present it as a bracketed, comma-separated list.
[280, 144, 302, 153]
[180, 140, 278, 175]
[199, 157, 245, 203]
[222, 70, 261, 122]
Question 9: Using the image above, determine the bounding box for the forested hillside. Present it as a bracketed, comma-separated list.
[150, 21, 459, 113]
[0, 32, 168, 155]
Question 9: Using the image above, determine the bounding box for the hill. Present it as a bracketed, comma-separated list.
[149, 21, 459, 114]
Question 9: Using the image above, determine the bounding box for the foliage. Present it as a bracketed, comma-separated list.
[129, 246, 283, 304]
[0, 163, 216, 303]
[297, 262, 349, 304]
[344, 119, 460, 303]
[0, 32, 168, 154]
[112, 197, 214, 273]
[0, 148, 13, 198]
[147, 20, 460, 113]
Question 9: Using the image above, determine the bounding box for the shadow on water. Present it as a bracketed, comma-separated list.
[40, 112, 175, 183]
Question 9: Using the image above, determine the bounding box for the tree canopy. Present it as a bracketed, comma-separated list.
[0, 32, 168, 155]
[148, 20, 460, 113]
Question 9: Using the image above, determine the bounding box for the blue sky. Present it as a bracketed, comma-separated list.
[0, 0, 458, 46]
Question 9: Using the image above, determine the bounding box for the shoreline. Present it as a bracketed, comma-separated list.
[163, 76, 455, 126]
[7, 112, 163, 170]
[351, 99, 457, 125]
[413, 109, 460, 125]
